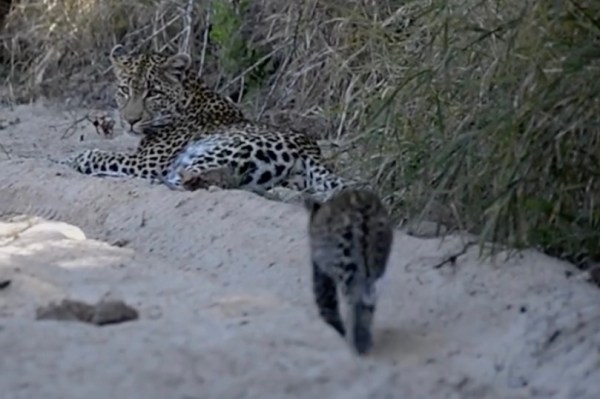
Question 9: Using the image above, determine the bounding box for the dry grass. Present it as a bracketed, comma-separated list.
[2, 0, 600, 265]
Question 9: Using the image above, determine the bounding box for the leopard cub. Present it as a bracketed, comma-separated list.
[304, 188, 393, 355]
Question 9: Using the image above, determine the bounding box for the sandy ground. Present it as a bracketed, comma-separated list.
[0, 102, 599, 399]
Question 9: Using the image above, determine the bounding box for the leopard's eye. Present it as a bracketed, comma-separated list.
[117, 85, 130, 96]
[146, 89, 164, 98]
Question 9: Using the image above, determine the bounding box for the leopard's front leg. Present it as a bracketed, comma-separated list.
[60, 149, 151, 180]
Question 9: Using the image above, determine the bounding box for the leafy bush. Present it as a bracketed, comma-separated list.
[209, 0, 273, 99]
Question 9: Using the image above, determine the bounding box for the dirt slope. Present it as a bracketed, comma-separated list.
[0, 103, 599, 399]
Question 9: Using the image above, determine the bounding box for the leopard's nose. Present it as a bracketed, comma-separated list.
[126, 117, 142, 129]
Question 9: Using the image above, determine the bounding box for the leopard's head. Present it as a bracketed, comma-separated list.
[109, 44, 192, 136]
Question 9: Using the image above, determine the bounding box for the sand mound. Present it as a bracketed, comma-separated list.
[0, 103, 599, 399]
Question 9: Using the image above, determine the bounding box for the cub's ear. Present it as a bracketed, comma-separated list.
[303, 196, 322, 215]
[110, 44, 128, 64]
[162, 53, 191, 82]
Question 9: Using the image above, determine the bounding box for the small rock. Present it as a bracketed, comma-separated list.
[0, 279, 11, 290]
[92, 299, 139, 326]
[111, 238, 130, 247]
[35, 298, 139, 326]
[36, 299, 95, 322]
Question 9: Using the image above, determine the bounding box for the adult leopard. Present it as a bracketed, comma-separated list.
[62, 44, 353, 198]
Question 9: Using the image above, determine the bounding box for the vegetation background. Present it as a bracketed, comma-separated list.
[1, 0, 599, 267]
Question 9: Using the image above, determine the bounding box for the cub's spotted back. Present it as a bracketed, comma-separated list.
[305, 188, 393, 355]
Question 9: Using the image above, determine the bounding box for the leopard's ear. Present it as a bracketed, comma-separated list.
[109, 45, 130, 78]
[162, 53, 191, 82]
[110, 44, 128, 64]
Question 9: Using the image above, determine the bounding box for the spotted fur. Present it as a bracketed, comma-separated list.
[305, 189, 393, 355]
[62, 44, 352, 198]
[163, 123, 350, 197]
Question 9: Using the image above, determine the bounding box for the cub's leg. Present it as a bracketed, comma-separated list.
[312, 262, 345, 337]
